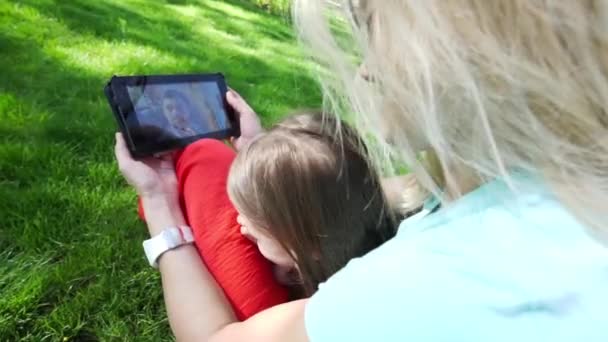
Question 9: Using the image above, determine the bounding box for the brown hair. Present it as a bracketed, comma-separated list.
[227, 112, 396, 296]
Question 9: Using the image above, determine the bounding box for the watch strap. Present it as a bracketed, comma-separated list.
[143, 226, 195, 268]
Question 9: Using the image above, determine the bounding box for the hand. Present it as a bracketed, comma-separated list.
[114, 132, 178, 201]
[226, 89, 264, 151]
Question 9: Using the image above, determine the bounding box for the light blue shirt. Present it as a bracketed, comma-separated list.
[305, 175, 608, 341]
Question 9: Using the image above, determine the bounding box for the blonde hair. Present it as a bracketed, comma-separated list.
[294, 0, 608, 236]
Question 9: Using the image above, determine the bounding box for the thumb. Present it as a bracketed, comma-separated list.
[226, 89, 254, 117]
[115, 132, 134, 171]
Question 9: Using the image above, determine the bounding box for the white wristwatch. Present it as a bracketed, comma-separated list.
[143, 226, 195, 268]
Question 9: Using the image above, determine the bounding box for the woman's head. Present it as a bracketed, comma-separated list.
[294, 0, 608, 234]
[162, 89, 192, 126]
[227, 113, 396, 295]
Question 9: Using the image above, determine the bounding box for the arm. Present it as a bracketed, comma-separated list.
[210, 299, 309, 342]
[141, 195, 235, 340]
[116, 137, 310, 342]
[147, 196, 309, 341]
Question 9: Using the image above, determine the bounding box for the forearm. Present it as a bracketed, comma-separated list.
[142, 196, 236, 341]
[159, 246, 236, 341]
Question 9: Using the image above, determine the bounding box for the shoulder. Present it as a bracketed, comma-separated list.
[305, 234, 475, 341]
[304, 178, 608, 341]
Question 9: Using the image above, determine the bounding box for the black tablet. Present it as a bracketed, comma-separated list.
[104, 73, 239, 158]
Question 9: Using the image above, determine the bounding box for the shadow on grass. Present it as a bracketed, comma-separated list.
[0, 0, 318, 178]
[10, 0, 318, 113]
[19, 0, 295, 62]
[0, 0, 320, 256]
[0, 2, 317, 180]
[0, 0, 320, 236]
[200, 0, 295, 40]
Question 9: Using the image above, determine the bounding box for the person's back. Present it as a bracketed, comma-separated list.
[306, 173, 608, 341]
[294, 0, 608, 340]
[228, 112, 397, 296]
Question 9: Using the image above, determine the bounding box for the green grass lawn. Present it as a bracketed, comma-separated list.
[0, 0, 321, 340]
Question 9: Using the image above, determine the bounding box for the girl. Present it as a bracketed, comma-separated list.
[117, 0, 608, 339]
[227, 113, 397, 296]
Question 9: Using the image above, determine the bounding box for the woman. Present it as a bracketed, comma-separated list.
[114, 0, 608, 341]
[161, 89, 205, 138]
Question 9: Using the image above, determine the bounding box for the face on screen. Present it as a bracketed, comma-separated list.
[126, 81, 231, 144]
[162, 94, 189, 125]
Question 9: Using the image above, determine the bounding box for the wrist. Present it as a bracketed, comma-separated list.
[143, 225, 195, 268]
[156, 243, 197, 269]
[141, 193, 180, 208]
[141, 195, 186, 236]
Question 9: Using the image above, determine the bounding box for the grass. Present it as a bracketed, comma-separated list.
[0, 0, 321, 340]
[246, 0, 291, 18]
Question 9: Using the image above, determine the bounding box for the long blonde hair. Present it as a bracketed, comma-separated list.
[294, 0, 608, 235]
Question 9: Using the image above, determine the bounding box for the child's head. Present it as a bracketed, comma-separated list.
[227, 112, 396, 295]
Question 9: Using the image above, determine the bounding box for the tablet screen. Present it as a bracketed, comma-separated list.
[125, 80, 231, 146]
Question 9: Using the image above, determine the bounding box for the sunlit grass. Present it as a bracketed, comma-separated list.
[0, 0, 320, 340]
